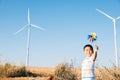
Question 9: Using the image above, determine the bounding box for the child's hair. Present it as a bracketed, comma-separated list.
[83, 44, 93, 53]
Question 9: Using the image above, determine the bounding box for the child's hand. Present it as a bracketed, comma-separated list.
[94, 45, 99, 52]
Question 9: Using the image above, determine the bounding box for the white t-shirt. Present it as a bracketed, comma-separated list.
[82, 56, 95, 79]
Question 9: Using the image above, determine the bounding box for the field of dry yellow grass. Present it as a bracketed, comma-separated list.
[0, 66, 80, 80]
[0, 63, 120, 80]
[0, 67, 55, 80]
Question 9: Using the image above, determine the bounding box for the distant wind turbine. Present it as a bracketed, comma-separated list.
[15, 8, 45, 67]
[96, 9, 120, 68]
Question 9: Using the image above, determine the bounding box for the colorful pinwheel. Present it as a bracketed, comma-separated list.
[88, 32, 97, 42]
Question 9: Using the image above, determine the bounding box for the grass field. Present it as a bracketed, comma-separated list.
[0, 63, 120, 80]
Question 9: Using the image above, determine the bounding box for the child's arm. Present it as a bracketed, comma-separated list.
[93, 45, 99, 62]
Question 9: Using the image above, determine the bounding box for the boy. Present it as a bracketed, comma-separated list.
[82, 44, 98, 80]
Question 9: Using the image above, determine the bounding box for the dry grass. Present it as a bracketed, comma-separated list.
[26, 67, 120, 80]
[0, 62, 120, 80]
[0, 63, 26, 77]
[53, 63, 79, 80]
[95, 68, 120, 80]
[0, 77, 48, 80]
[27, 67, 55, 76]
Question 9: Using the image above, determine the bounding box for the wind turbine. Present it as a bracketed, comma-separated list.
[15, 8, 45, 67]
[96, 9, 120, 68]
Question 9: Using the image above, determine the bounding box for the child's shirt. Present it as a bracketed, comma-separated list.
[81, 56, 95, 79]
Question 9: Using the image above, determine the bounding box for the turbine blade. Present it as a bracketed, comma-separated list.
[31, 24, 45, 31]
[116, 16, 120, 19]
[28, 8, 30, 24]
[96, 9, 114, 20]
[14, 24, 28, 35]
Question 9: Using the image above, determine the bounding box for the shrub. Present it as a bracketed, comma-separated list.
[0, 62, 27, 77]
[53, 63, 78, 80]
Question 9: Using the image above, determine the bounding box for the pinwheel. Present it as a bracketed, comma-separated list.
[88, 32, 97, 43]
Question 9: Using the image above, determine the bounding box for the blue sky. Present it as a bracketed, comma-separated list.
[0, 0, 120, 67]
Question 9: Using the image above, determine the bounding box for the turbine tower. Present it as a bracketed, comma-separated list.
[96, 9, 120, 68]
[15, 8, 45, 67]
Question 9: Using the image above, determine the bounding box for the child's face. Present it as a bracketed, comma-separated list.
[84, 46, 93, 57]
